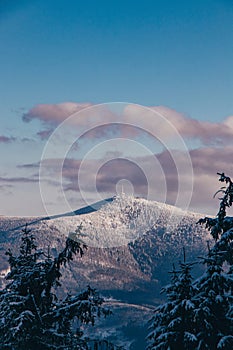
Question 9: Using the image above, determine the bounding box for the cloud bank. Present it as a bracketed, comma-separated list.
[22, 102, 233, 147]
[0, 102, 229, 215]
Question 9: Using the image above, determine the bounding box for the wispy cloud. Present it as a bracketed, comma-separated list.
[17, 162, 39, 169]
[0, 135, 16, 143]
[22, 102, 93, 125]
[0, 135, 35, 144]
[0, 176, 38, 183]
[22, 102, 118, 140]
[36, 129, 54, 140]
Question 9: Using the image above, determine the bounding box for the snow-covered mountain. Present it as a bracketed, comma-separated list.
[0, 195, 212, 349]
[0, 195, 211, 293]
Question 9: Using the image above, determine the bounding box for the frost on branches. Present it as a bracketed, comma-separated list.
[147, 257, 198, 350]
[147, 172, 233, 350]
[0, 224, 111, 350]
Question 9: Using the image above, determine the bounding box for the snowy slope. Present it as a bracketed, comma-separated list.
[40, 194, 206, 248]
[0, 195, 213, 349]
[0, 195, 211, 294]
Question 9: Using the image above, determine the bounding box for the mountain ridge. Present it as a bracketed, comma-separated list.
[0, 195, 211, 289]
[0, 195, 213, 349]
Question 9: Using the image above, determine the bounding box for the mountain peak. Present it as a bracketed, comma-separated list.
[44, 194, 203, 249]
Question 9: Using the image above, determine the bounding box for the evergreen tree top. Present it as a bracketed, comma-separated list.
[0, 224, 114, 350]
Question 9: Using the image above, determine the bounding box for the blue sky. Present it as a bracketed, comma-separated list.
[1, 0, 233, 215]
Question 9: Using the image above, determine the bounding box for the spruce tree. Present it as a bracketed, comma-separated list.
[147, 252, 197, 350]
[192, 248, 233, 349]
[196, 172, 233, 349]
[147, 172, 233, 350]
[0, 224, 110, 349]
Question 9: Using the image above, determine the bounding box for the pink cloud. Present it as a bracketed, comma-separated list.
[0, 135, 16, 143]
[18, 102, 233, 215]
[22, 102, 122, 140]
[25, 141, 233, 215]
[156, 146, 233, 214]
[125, 104, 233, 145]
[37, 129, 54, 140]
[21, 102, 233, 146]
[22, 102, 92, 124]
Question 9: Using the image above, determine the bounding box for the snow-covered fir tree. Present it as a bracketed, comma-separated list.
[192, 249, 233, 349]
[147, 253, 198, 350]
[0, 224, 112, 350]
[147, 172, 233, 350]
[196, 172, 233, 349]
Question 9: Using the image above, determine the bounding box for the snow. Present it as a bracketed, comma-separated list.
[183, 299, 195, 310]
[168, 317, 181, 328]
[217, 335, 233, 348]
[216, 295, 223, 303]
[42, 194, 208, 248]
[184, 332, 197, 342]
